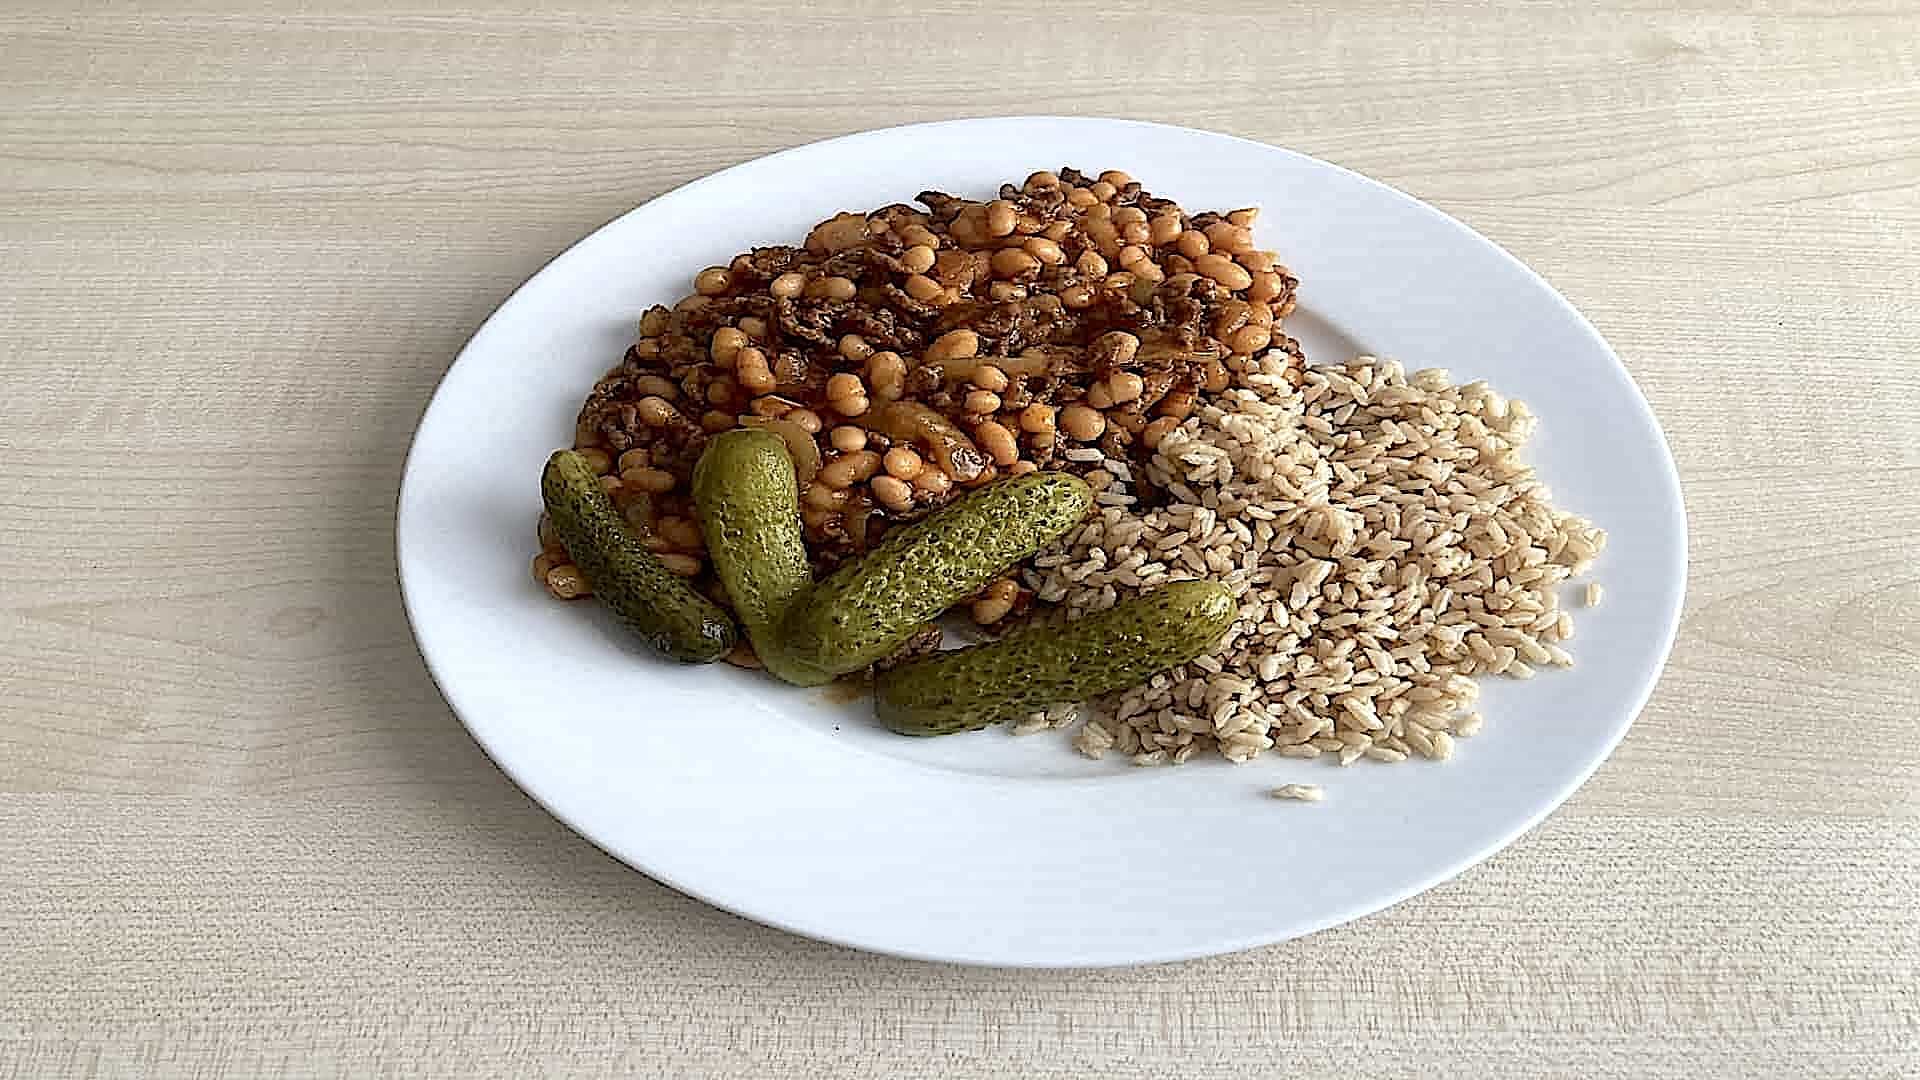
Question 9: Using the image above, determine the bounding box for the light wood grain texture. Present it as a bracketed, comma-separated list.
[2, 1, 1917, 1076]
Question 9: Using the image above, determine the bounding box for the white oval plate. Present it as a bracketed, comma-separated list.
[398, 118, 1685, 967]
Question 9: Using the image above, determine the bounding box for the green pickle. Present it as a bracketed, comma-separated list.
[874, 580, 1237, 736]
[779, 471, 1094, 676]
[692, 430, 832, 686]
[541, 449, 735, 663]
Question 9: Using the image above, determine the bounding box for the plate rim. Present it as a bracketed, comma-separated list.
[397, 116, 1688, 967]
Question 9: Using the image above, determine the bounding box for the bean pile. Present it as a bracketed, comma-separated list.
[536, 168, 1304, 634]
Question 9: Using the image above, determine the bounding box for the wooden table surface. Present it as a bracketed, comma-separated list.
[4, 1, 1917, 1076]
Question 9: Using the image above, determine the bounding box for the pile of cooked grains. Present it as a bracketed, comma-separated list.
[1028, 355, 1605, 767]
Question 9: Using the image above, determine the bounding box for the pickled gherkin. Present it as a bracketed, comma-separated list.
[778, 472, 1093, 676]
[541, 449, 735, 663]
[692, 430, 832, 686]
[874, 580, 1236, 735]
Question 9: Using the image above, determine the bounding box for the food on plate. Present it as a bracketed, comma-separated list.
[541, 449, 736, 663]
[691, 429, 835, 685]
[778, 470, 1093, 677]
[530, 165, 1605, 768]
[1044, 360, 1605, 766]
[875, 580, 1235, 735]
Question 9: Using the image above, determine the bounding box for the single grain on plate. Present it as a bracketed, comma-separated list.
[1270, 784, 1325, 802]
